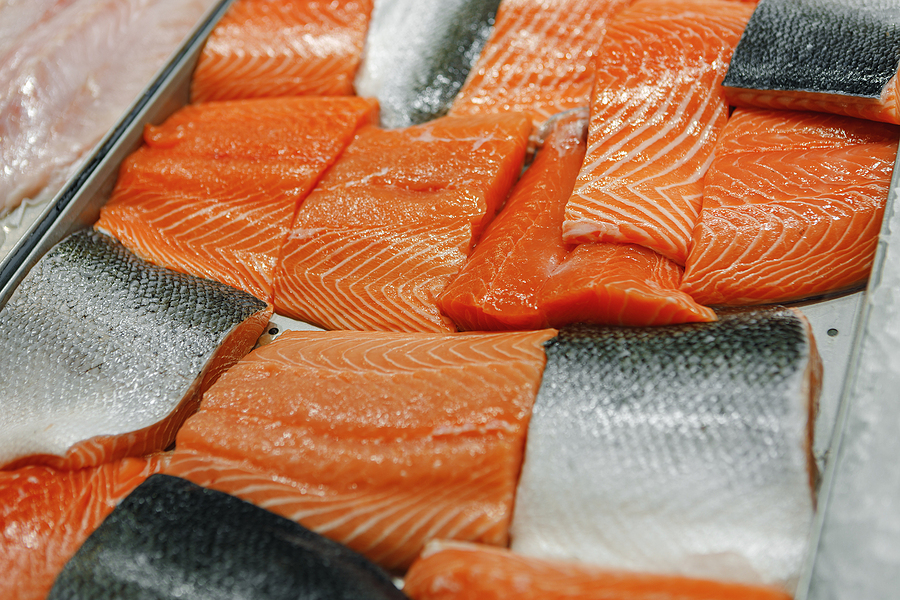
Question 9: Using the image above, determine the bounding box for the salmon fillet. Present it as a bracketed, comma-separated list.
[273, 112, 531, 332]
[164, 328, 554, 572]
[682, 108, 900, 305]
[96, 97, 378, 303]
[0, 456, 166, 600]
[562, 0, 755, 265]
[438, 110, 586, 331]
[404, 540, 793, 600]
[190, 0, 374, 103]
[449, 0, 633, 127]
[540, 242, 716, 327]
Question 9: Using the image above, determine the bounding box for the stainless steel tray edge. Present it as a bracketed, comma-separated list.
[0, 0, 235, 310]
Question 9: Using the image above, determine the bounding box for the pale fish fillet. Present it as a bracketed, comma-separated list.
[0, 0, 217, 216]
[164, 328, 554, 572]
[510, 307, 820, 592]
[561, 0, 754, 265]
[0, 230, 271, 470]
[354, 0, 501, 128]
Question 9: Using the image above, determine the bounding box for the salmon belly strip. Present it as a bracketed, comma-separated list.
[163, 328, 554, 572]
[438, 110, 585, 330]
[404, 540, 793, 600]
[0, 456, 165, 600]
[562, 0, 754, 265]
[448, 0, 633, 127]
[190, 0, 374, 103]
[96, 97, 378, 303]
[438, 109, 715, 329]
[682, 108, 900, 306]
[540, 242, 716, 327]
[273, 113, 531, 332]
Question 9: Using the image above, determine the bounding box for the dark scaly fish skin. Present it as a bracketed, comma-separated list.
[0, 230, 268, 467]
[48, 474, 409, 600]
[510, 307, 820, 590]
[724, 0, 900, 98]
[355, 0, 501, 128]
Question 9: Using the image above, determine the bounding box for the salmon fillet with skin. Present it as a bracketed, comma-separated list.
[448, 0, 634, 128]
[0, 456, 166, 600]
[438, 110, 586, 331]
[96, 97, 378, 303]
[404, 540, 793, 600]
[273, 112, 531, 332]
[190, 0, 373, 103]
[681, 108, 900, 306]
[562, 0, 755, 265]
[163, 328, 554, 573]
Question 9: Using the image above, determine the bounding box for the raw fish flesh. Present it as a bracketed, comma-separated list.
[437, 108, 714, 329]
[48, 474, 408, 600]
[404, 540, 793, 600]
[96, 96, 378, 303]
[191, 0, 374, 102]
[164, 328, 554, 572]
[0, 230, 270, 470]
[540, 242, 717, 327]
[273, 112, 531, 332]
[0, 0, 217, 216]
[0, 456, 165, 600]
[449, 0, 633, 127]
[681, 108, 899, 306]
[562, 0, 754, 265]
[510, 308, 820, 591]
[723, 0, 900, 124]
[354, 0, 502, 128]
[437, 109, 586, 330]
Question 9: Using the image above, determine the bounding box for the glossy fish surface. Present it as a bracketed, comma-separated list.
[723, 0, 900, 124]
[0, 230, 271, 470]
[354, 0, 501, 128]
[510, 307, 820, 591]
[48, 474, 408, 600]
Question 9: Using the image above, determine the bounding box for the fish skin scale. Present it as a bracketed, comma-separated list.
[190, 0, 374, 102]
[0, 230, 270, 470]
[562, 0, 754, 265]
[510, 308, 818, 590]
[164, 328, 552, 572]
[404, 540, 794, 600]
[47, 474, 407, 600]
[0, 456, 165, 600]
[723, 0, 900, 124]
[355, 0, 502, 128]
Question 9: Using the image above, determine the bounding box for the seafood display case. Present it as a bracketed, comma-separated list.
[1, 0, 898, 597]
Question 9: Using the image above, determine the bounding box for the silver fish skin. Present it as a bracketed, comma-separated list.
[0, 230, 269, 469]
[510, 307, 820, 591]
[354, 0, 501, 129]
[48, 474, 409, 600]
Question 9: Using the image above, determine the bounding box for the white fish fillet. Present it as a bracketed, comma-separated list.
[510, 308, 820, 592]
[0, 0, 216, 216]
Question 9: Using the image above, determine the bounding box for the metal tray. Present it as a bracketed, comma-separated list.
[0, 2, 895, 595]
